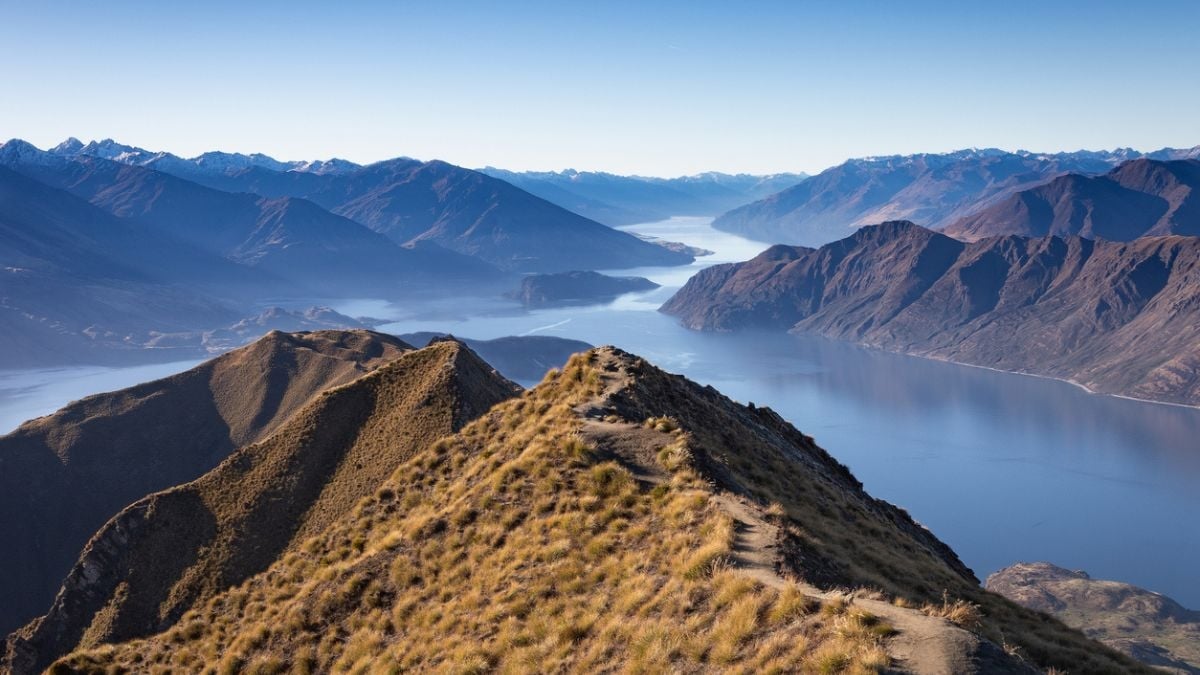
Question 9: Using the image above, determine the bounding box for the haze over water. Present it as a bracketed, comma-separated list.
[1, 217, 1196, 606]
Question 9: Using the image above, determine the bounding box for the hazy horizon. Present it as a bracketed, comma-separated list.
[9, 134, 1200, 180]
[3, 1, 1198, 176]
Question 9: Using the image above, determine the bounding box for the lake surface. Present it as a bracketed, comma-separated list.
[0, 360, 203, 434]
[2, 216, 1196, 606]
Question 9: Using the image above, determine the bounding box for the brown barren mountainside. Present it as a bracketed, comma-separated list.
[987, 563, 1200, 673]
[0, 330, 410, 638]
[49, 349, 1141, 673]
[662, 221, 1200, 406]
[945, 159, 1200, 241]
[4, 339, 519, 675]
[709, 150, 1126, 246]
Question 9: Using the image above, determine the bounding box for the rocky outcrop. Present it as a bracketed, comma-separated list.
[987, 563, 1200, 673]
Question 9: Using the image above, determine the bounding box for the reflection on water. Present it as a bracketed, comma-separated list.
[0, 216, 1196, 607]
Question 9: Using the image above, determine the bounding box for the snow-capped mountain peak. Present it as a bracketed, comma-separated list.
[49, 137, 84, 155]
[0, 139, 60, 166]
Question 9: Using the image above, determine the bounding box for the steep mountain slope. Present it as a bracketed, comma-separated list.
[946, 158, 1200, 240]
[988, 563, 1200, 673]
[190, 158, 696, 272]
[47, 139, 695, 273]
[1, 150, 502, 294]
[0, 165, 259, 366]
[662, 221, 1200, 406]
[43, 348, 1141, 673]
[479, 167, 807, 225]
[0, 330, 410, 637]
[4, 340, 518, 674]
[711, 148, 1199, 246]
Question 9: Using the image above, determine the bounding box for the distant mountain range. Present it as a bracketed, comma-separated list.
[2, 148, 499, 294]
[50, 137, 363, 176]
[712, 147, 1200, 246]
[0, 138, 701, 365]
[479, 167, 808, 225]
[31, 138, 694, 273]
[663, 220, 1200, 406]
[0, 165, 255, 367]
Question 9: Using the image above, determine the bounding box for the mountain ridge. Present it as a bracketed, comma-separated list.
[3, 339, 519, 675]
[32, 347, 1142, 673]
[0, 330, 412, 637]
[11, 138, 695, 273]
[0, 150, 504, 294]
[945, 158, 1200, 240]
[711, 147, 1200, 246]
[479, 167, 808, 226]
[662, 221, 1200, 406]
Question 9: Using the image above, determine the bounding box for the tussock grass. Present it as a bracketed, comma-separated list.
[53, 352, 890, 674]
[921, 593, 983, 629]
[50, 348, 1146, 675]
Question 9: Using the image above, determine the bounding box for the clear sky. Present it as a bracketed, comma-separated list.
[2, 0, 1198, 176]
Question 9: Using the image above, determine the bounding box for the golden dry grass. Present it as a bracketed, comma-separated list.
[52, 354, 896, 674]
[49, 348, 1148, 674]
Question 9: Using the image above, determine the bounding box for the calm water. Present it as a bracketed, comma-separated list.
[2, 216, 1196, 606]
[0, 360, 203, 434]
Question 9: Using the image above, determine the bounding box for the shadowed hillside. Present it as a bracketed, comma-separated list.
[0, 150, 503, 294]
[710, 148, 1199, 246]
[0, 165, 262, 366]
[4, 339, 519, 674]
[663, 221, 1200, 406]
[43, 349, 1142, 673]
[0, 330, 410, 637]
[946, 158, 1200, 240]
[35, 140, 696, 274]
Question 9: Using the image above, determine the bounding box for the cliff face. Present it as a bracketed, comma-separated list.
[987, 563, 1200, 673]
[4, 339, 519, 674]
[662, 221, 1200, 406]
[0, 330, 411, 637]
[39, 349, 1140, 674]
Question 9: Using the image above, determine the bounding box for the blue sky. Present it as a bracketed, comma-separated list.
[2, 1, 1198, 175]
